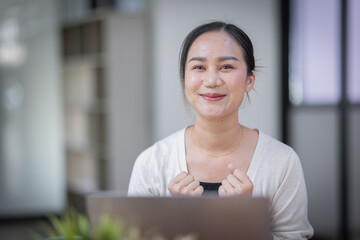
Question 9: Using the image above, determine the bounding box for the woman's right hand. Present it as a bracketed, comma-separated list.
[168, 171, 204, 196]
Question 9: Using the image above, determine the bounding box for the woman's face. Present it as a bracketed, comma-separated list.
[184, 30, 255, 120]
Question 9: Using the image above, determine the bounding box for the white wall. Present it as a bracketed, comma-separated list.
[150, 0, 281, 142]
[106, 14, 150, 191]
[0, 0, 65, 217]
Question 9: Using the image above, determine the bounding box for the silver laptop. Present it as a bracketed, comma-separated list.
[86, 191, 271, 240]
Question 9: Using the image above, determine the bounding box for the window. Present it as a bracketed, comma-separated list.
[289, 0, 341, 105]
[347, 0, 360, 103]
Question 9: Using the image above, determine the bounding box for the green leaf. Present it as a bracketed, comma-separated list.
[33, 206, 139, 240]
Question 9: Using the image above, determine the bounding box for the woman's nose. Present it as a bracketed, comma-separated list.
[203, 70, 221, 88]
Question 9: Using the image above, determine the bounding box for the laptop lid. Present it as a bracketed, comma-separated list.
[86, 191, 271, 240]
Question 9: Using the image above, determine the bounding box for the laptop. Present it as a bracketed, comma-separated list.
[86, 191, 271, 240]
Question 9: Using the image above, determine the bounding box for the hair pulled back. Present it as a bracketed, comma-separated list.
[179, 21, 255, 89]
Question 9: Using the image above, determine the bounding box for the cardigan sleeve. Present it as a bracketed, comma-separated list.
[128, 150, 157, 197]
[270, 150, 314, 239]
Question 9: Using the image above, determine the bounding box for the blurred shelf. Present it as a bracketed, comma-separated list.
[65, 99, 107, 114]
[66, 143, 108, 159]
[63, 53, 107, 67]
[61, 12, 149, 193]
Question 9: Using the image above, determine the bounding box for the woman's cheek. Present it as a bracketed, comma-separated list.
[185, 73, 202, 87]
[185, 74, 202, 95]
[229, 72, 244, 85]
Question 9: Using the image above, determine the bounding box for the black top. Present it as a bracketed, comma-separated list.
[200, 182, 221, 196]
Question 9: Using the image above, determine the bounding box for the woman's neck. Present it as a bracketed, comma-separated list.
[192, 113, 243, 155]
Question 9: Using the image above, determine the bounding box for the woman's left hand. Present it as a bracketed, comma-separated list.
[218, 164, 253, 197]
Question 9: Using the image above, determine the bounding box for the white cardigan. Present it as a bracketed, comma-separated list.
[128, 128, 314, 239]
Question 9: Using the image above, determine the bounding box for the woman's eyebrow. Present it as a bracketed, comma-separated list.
[188, 57, 206, 63]
[188, 56, 239, 63]
[218, 56, 240, 62]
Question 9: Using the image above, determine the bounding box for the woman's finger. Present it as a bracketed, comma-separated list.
[221, 179, 235, 195]
[218, 185, 226, 197]
[191, 185, 204, 196]
[168, 173, 204, 196]
[185, 179, 200, 191]
[227, 163, 236, 174]
[181, 179, 200, 194]
[233, 169, 254, 193]
[224, 169, 253, 196]
[232, 169, 250, 182]
[180, 174, 196, 187]
[168, 172, 188, 187]
[168, 172, 189, 195]
[226, 174, 242, 189]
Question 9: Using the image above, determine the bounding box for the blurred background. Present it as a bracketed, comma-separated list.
[0, 0, 358, 239]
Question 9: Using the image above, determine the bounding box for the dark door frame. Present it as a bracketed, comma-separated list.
[280, 0, 350, 238]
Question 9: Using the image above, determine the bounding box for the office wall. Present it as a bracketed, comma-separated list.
[149, 0, 281, 142]
[0, 0, 65, 217]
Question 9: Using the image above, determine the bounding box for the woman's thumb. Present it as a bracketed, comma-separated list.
[228, 163, 236, 174]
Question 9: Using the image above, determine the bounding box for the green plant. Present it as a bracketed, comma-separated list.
[92, 214, 134, 240]
[30, 207, 198, 240]
[30, 207, 135, 240]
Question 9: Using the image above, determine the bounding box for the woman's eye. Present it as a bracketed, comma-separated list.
[193, 66, 205, 70]
[221, 65, 233, 70]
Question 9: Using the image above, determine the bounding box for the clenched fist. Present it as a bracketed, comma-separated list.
[218, 164, 253, 197]
[168, 172, 204, 196]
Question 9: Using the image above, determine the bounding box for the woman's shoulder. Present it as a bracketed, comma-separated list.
[257, 130, 300, 165]
[253, 130, 305, 194]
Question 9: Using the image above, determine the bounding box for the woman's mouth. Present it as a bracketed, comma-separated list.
[200, 93, 226, 101]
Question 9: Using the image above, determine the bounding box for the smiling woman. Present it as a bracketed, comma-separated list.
[128, 21, 314, 240]
[184, 30, 254, 120]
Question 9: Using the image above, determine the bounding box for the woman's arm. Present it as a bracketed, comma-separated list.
[128, 152, 157, 196]
[270, 151, 314, 239]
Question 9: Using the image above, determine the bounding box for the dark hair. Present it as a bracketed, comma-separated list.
[179, 21, 255, 89]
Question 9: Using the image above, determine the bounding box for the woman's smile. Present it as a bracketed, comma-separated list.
[199, 93, 226, 101]
[184, 30, 254, 119]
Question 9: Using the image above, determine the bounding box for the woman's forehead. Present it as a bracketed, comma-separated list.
[187, 31, 244, 59]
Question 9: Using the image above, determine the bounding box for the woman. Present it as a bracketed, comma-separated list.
[128, 21, 313, 239]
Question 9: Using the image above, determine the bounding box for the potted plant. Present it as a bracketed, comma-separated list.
[30, 207, 198, 240]
[30, 207, 138, 240]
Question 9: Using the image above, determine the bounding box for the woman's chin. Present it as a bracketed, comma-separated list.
[197, 108, 228, 120]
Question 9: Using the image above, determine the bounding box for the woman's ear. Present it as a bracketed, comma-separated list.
[245, 71, 255, 93]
